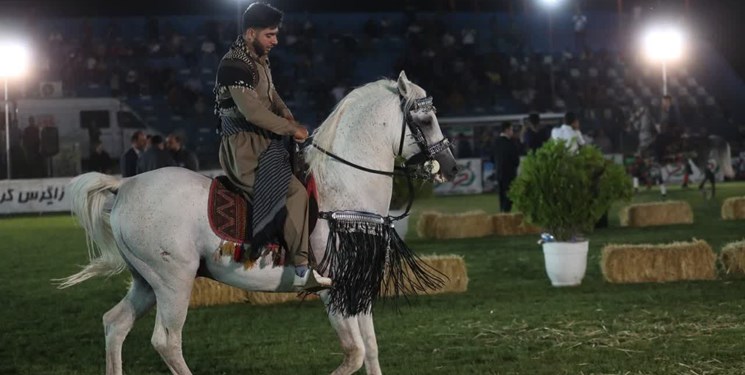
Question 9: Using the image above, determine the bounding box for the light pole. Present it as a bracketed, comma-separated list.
[642, 25, 685, 96]
[538, 0, 562, 101]
[0, 41, 30, 179]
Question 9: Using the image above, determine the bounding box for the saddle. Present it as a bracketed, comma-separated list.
[207, 175, 320, 263]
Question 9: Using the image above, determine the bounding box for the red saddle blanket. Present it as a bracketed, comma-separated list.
[208, 177, 249, 244]
[207, 176, 320, 257]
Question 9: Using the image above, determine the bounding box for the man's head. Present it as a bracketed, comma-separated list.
[500, 121, 513, 137]
[166, 134, 183, 152]
[131, 130, 147, 151]
[149, 135, 165, 150]
[662, 95, 672, 109]
[242, 3, 283, 56]
[564, 111, 579, 130]
[528, 112, 540, 127]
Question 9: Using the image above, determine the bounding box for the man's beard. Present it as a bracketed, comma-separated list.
[252, 39, 266, 56]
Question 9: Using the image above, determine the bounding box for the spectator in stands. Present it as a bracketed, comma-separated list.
[492, 121, 520, 212]
[120, 130, 147, 177]
[573, 6, 589, 55]
[166, 133, 199, 171]
[551, 111, 586, 153]
[137, 135, 176, 174]
[89, 140, 113, 173]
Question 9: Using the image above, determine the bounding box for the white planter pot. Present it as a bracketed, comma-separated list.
[542, 241, 589, 287]
[389, 209, 409, 239]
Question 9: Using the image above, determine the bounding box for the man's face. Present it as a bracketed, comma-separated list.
[166, 136, 179, 151]
[505, 127, 514, 138]
[247, 27, 279, 56]
[135, 134, 147, 150]
[572, 120, 580, 130]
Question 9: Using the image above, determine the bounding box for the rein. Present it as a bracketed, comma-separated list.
[311, 94, 448, 221]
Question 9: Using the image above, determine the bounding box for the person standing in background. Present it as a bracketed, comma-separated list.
[551, 111, 586, 153]
[492, 121, 521, 212]
[166, 134, 199, 171]
[120, 130, 147, 177]
[136, 135, 175, 174]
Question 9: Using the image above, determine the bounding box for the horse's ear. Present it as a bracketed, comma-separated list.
[397, 71, 410, 97]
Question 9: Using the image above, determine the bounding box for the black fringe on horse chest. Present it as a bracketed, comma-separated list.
[317, 212, 445, 317]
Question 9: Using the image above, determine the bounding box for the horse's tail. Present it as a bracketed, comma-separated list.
[721, 142, 735, 179]
[56, 172, 126, 289]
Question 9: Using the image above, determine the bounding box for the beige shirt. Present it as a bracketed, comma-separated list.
[218, 42, 296, 136]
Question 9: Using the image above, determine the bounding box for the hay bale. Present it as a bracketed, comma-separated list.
[491, 213, 542, 236]
[719, 240, 745, 277]
[600, 239, 716, 283]
[190, 278, 318, 308]
[619, 201, 694, 227]
[190, 255, 468, 308]
[721, 197, 745, 220]
[432, 210, 492, 239]
[416, 211, 442, 239]
[190, 277, 249, 307]
[418, 210, 492, 239]
[381, 254, 468, 296]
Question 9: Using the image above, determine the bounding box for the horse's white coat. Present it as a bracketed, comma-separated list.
[59, 72, 455, 375]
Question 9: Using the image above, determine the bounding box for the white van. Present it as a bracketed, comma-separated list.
[14, 98, 151, 176]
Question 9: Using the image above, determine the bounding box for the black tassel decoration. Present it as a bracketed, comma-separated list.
[318, 211, 446, 317]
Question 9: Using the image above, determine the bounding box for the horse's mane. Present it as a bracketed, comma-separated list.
[306, 78, 421, 177]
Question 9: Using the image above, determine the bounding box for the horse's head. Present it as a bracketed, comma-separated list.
[396, 71, 458, 182]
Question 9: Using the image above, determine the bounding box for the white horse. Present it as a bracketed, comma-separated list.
[57, 72, 458, 375]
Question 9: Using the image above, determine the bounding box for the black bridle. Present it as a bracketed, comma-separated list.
[311, 95, 451, 220]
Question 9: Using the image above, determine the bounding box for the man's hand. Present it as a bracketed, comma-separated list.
[293, 125, 309, 143]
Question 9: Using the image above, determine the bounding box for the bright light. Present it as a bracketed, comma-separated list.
[539, 0, 562, 8]
[642, 25, 685, 62]
[0, 41, 30, 78]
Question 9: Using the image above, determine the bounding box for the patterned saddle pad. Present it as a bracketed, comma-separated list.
[207, 175, 320, 257]
[208, 176, 250, 244]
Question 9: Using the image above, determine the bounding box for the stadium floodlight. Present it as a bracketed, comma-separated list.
[642, 25, 686, 95]
[538, 0, 562, 9]
[0, 40, 30, 180]
[642, 26, 685, 63]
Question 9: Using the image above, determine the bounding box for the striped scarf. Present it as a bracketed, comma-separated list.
[220, 116, 292, 257]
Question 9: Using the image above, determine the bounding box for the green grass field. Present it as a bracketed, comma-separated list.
[1, 183, 745, 375]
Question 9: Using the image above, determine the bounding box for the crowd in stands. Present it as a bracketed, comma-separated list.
[3, 6, 744, 176]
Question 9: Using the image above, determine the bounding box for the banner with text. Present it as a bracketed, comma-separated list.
[433, 158, 483, 196]
[0, 170, 224, 215]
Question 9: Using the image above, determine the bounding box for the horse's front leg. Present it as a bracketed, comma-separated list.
[357, 312, 382, 375]
[321, 291, 366, 375]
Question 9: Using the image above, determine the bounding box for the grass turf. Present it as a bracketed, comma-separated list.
[1, 182, 745, 374]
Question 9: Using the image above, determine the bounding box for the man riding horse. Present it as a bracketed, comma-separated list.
[214, 2, 331, 291]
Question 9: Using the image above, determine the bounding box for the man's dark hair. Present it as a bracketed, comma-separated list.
[149, 135, 164, 146]
[564, 111, 577, 125]
[168, 133, 184, 144]
[500, 121, 512, 132]
[243, 3, 283, 31]
[528, 112, 540, 125]
[130, 130, 144, 142]
[662, 94, 672, 101]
